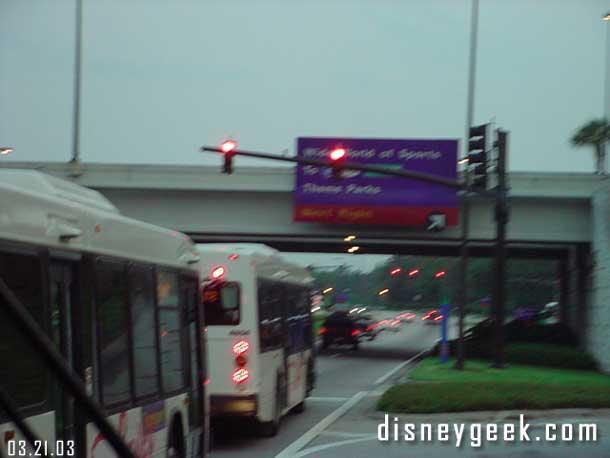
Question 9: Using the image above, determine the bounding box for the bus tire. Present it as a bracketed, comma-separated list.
[306, 362, 315, 395]
[258, 379, 282, 437]
[166, 416, 185, 458]
[293, 400, 306, 414]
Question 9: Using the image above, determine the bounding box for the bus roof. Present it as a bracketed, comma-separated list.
[0, 170, 199, 268]
[196, 243, 314, 286]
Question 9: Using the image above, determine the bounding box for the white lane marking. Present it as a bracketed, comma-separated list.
[307, 396, 350, 403]
[373, 349, 427, 386]
[292, 436, 377, 458]
[275, 351, 426, 457]
[273, 391, 368, 458]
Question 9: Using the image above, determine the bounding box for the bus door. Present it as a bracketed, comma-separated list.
[49, 260, 78, 443]
[182, 276, 207, 455]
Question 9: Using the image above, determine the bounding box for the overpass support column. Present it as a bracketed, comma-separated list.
[587, 181, 610, 373]
[558, 254, 570, 327]
[575, 244, 592, 348]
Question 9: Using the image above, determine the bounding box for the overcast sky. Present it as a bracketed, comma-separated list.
[1, 0, 608, 172]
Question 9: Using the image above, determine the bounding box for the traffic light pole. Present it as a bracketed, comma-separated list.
[201, 146, 465, 190]
[492, 130, 509, 368]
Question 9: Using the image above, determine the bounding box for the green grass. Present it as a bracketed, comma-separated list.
[410, 358, 610, 386]
[377, 358, 610, 414]
[504, 343, 597, 370]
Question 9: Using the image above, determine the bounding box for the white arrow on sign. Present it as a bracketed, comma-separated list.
[426, 213, 446, 232]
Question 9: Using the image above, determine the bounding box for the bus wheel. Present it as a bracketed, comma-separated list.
[259, 382, 281, 437]
[293, 400, 306, 414]
[306, 362, 315, 395]
[166, 418, 185, 458]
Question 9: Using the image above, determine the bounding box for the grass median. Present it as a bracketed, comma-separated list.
[377, 358, 610, 414]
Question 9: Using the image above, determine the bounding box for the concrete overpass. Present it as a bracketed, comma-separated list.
[3, 161, 609, 371]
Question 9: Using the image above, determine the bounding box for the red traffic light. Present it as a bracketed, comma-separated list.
[329, 147, 346, 161]
[434, 271, 446, 279]
[221, 139, 237, 154]
[390, 267, 402, 276]
[408, 268, 420, 277]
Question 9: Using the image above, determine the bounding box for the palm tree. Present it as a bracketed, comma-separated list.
[571, 119, 610, 175]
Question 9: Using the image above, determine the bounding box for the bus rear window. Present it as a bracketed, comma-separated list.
[203, 282, 240, 325]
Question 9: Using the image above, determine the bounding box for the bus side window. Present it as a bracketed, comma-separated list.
[203, 281, 240, 326]
[0, 252, 47, 410]
[96, 260, 131, 407]
[157, 271, 186, 394]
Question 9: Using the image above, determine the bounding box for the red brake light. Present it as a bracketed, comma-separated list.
[330, 147, 346, 161]
[351, 329, 360, 337]
[235, 354, 247, 367]
[228, 253, 239, 261]
[211, 265, 225, 280]
[232, 368, 249, 384]
[434, 315, 443, 321]
[318, 326, 327, 335]
[232, 339, 250, 356]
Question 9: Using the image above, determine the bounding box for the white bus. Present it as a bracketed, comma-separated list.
[196, 244, 315, 437]
[0, 170, 208, 458]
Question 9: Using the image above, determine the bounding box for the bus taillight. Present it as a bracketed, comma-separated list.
[211, 265, 225, 280]
[232, 367, 250, 384]
[351, 329, 360, 337]
[232, 339, 250, 356]
[318, 326, 327, 335]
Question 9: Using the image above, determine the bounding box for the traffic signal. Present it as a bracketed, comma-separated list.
[220, 139, 237, 174]
[329, 147, 346, 180]
[467, 124, 489, 191]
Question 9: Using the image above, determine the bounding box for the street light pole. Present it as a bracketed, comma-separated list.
[602, 12, 610, 119]
[70, 0, 83, 168]
[455, 0, 480, 370]
[602, 13, 610, 174]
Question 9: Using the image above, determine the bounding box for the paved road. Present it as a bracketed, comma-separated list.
[210, 314, 445, 458]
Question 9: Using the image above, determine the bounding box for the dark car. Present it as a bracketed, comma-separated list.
[319, 311, 362, 350]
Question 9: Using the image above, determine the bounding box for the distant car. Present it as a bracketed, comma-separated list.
[396, 311, 416, 323]
[422, 310, 443, 325]
[319, 311, 362, 350]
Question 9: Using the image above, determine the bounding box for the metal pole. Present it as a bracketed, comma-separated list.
[492, 129, 508, 368]
[70, 0, 83, 164]
[604, 21, 610, 119]
[455, 0, 479, 370]
[201, 146, 466, 190]
[601, 21, 610, 173]
[0, 277, 137, 458]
